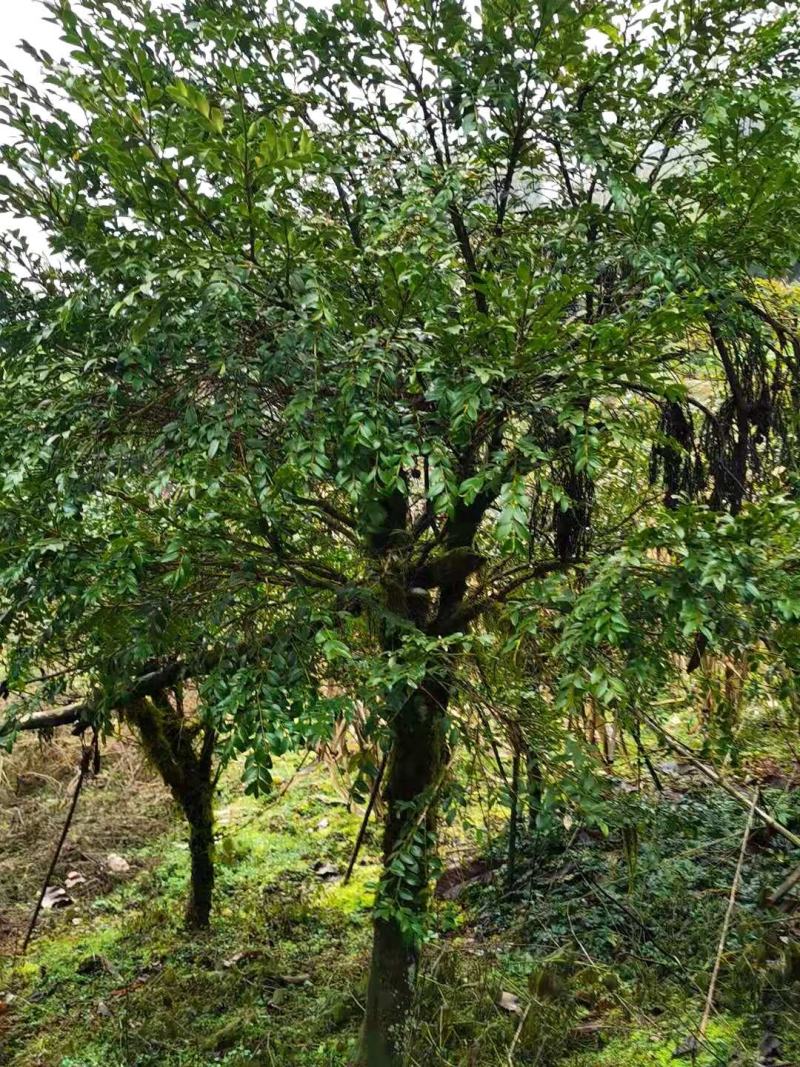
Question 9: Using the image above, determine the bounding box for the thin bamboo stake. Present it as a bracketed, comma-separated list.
[21, 746, 92, 953]
[507, 1001, 530, 1066]
[699, 789, 758, 1038]
[343, 751, 387, 885]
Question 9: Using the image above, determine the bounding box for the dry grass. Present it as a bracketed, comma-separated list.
[0, 728, 177, 955]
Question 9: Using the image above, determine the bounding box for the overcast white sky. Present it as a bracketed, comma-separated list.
[0, 3, 68, 257]
[1, 1, 66, 78]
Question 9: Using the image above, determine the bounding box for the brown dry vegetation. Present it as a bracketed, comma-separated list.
[0, 731, 176, 955]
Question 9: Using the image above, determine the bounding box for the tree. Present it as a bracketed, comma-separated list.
[0, 475, 329, 928]
[2, 0, 800, 1062]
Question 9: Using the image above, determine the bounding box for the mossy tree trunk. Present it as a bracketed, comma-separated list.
[127, 692, 217, 929]
[359, 677, 449, 1067]
[356, 487, 490, 1066]
[182, 748, 216, 929]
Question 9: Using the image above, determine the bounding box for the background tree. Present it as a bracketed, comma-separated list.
[0, 462, 332, 927]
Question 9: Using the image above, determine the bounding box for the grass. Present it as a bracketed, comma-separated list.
[1, 734, 800, 1065]
[2, 742, 377, 1066]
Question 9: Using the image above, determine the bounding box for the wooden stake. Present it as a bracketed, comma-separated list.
[343, 751, 387, 885]
[699, 789, 758, 1038]
[21, 745, 92, 953]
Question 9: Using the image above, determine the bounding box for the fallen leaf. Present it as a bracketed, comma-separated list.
[41, 886, 72, 909]
[316, 817, 329, 830]
[497, 991, 523, 1016]
[65, 870, 86, 889]
[106, 854, 130, 874]
[313, 861, 339, 880]
[221, 950, 264, 969]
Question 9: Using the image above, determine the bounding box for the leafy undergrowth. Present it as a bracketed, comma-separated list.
[429, 759, 800, 1067]
[2, 742, 800, 1066]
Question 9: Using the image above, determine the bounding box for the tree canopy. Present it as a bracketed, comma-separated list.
[3, 0, 800, 1062]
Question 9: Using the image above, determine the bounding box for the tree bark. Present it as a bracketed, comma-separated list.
[127, 695, 216, 929]
[359, 677, 449, 1067]
[358, 484, 487, 1065]
[184, 780, 215, 929]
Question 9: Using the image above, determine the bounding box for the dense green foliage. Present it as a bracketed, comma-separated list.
[3, 0, 800, 1062]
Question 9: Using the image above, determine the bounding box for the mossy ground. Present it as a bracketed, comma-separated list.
[1, 738, 378, 1066]
[1, 732, 799, 1066]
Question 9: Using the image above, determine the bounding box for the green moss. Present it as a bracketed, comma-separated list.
[316, 865, 380, 917]
[0, 755, 375, 1067]
[5, 750, 799, 1067]
[565, 1013, 745, 1066]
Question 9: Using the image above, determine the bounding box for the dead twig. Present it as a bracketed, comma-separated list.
[767, 858, 800, 906]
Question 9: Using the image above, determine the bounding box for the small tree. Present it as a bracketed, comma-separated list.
[3, 1, 800, 1061]
[0, 471, 329, 929]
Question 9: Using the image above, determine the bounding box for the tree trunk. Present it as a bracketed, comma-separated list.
[359, 678, 449, 1067]
[184, 781, 214, 929]
[358, 486, 485, 1065]
[127, 695, 216, 929]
